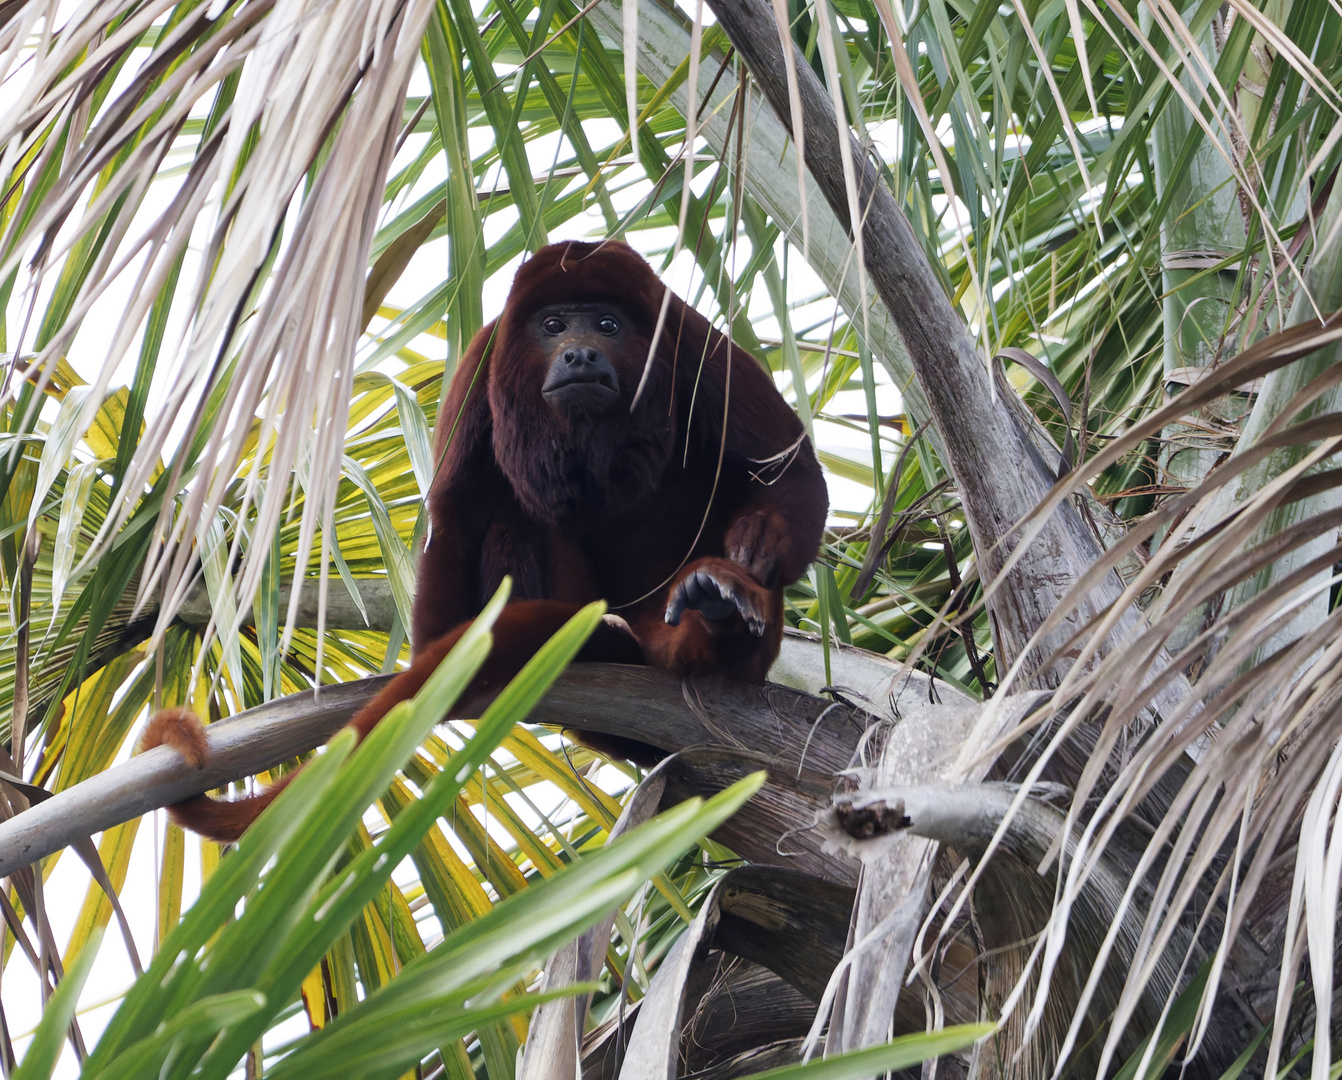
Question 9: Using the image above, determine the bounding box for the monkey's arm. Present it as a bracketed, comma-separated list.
[636, 301, 826, 681]
[413, 320, 500, 649]
[670, 297, 828, 589]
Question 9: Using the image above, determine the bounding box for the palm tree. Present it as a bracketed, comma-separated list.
[1, 0, 1340, 1076]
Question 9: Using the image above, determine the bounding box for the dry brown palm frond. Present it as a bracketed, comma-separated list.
[946, 339, 1342, 1072]
[2, 0, 433, 663]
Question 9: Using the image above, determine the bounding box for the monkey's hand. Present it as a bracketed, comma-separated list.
[664, 559, 768, 638]
[725, 508, 788, 589]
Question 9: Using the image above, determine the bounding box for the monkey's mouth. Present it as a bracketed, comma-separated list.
[542, 370, 619, 394]
[542, 368, 620, 414]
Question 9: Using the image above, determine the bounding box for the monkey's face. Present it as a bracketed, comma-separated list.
[532, 304, 628, 419]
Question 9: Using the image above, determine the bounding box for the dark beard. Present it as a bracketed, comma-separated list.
[494, 410, 676, 525]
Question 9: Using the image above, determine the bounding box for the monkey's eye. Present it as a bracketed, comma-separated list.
[541, 317, 566, 335]
[597, 315, 620, 335]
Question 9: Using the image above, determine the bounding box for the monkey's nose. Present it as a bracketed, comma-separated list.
[562, 347, 599, 366]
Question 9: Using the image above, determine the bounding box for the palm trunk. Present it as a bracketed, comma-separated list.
[699, 0, 1152, 691]
[1149, 14, 1248, 497]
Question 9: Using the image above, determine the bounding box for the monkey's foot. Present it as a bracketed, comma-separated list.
[664, 564, 766, 637]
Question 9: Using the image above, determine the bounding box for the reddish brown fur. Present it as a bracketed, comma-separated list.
[147, 241, 827, 843]
[140, 708, 209, 769]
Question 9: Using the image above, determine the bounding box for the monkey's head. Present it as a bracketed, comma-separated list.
[501, 241, 669, 420]
[488, 241, 678, 522]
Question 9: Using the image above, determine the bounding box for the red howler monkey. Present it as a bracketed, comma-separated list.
[143, 240, 828, 842]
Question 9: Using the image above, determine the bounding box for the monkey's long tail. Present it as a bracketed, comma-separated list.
[139, 707, 290, 843]
[139, 602, 645, 843]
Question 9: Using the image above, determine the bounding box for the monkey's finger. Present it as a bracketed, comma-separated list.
[732, 590, 766, 637]
[665, 573, 711, 624]
[665, 584, 687, 625]
[692, 570, 740, 621]
[666, 571, 737, 624]
[728, 543, 778, 590]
